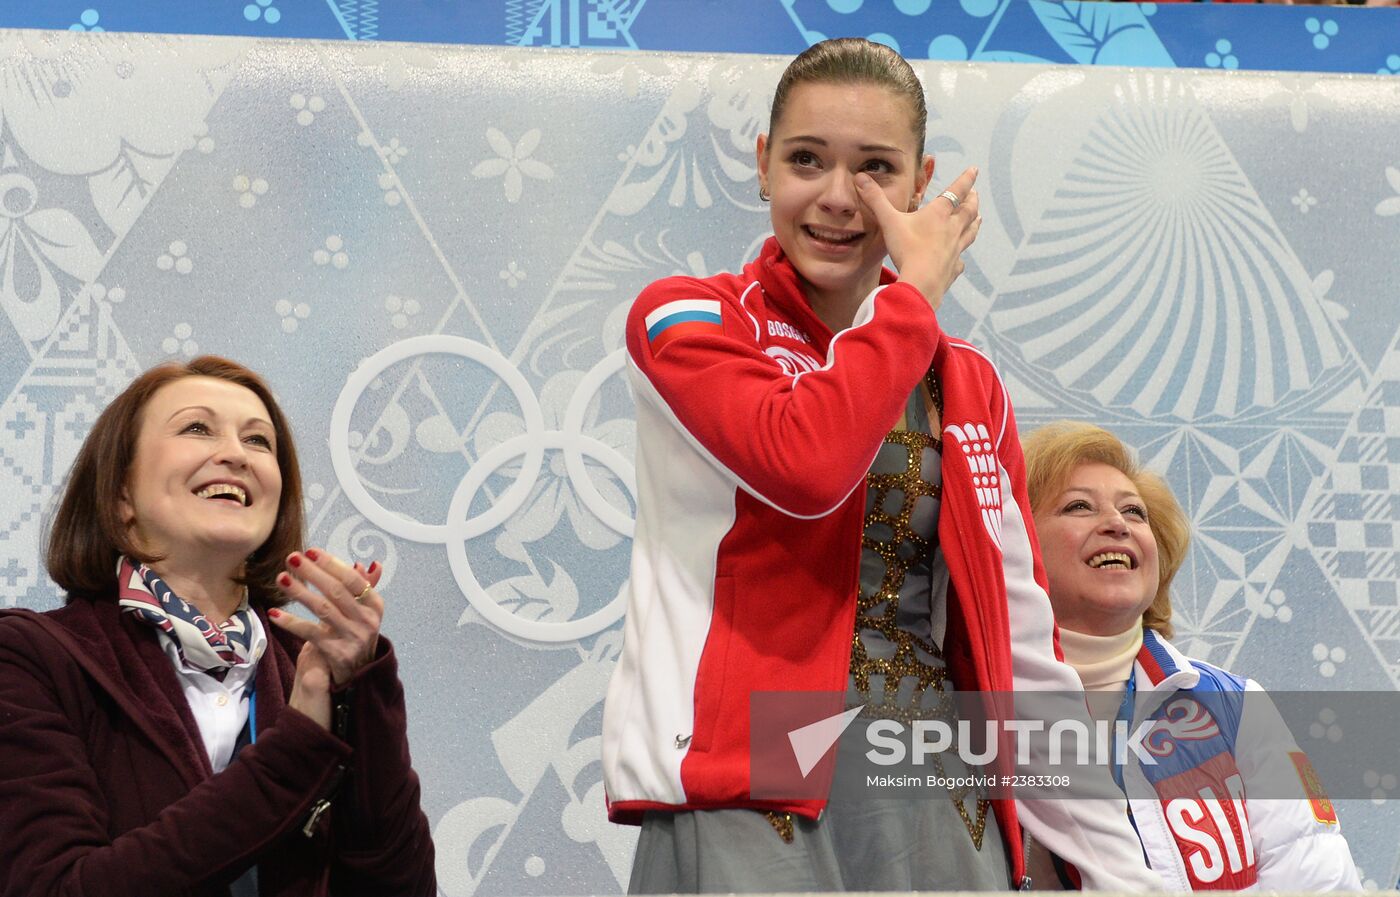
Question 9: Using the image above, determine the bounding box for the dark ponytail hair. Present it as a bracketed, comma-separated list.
[769, 37, 928, 155]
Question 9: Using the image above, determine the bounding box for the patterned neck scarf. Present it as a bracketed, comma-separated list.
[117, 556, 265, 675]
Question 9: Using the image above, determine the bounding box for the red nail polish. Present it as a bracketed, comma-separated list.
[367, 561, 379, 575]
[288, 554, 301, 568]
[268, 608, 282, 618]
[278, 572, 292, 587]
[305, 548, 320, 561]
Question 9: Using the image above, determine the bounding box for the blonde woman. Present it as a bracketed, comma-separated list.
[1024, 421, 1360, 891]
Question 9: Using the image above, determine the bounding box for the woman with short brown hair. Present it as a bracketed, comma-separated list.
[0, 355, 435, 897]
[46, 355, 306, 602]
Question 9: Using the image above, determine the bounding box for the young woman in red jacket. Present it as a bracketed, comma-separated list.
[603, 37, 1161, 892]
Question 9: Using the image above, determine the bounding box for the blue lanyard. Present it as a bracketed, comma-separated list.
[246, 681, 257, 745]
[1112, 671, 1137, 792]
[1111, 671, 1146, 844]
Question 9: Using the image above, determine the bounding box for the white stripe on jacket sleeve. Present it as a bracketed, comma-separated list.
[998, 461, 1165, 892]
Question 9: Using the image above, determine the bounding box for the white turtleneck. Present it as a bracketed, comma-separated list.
[1059, 625, 1143, 721]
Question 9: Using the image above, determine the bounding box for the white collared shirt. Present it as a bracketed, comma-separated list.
[156, 611, 267, 773]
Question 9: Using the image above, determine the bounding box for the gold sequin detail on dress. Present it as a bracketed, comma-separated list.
[762, 811, 795, 843]
[849, 374, 989, 848]
[851, 426, 946, 712]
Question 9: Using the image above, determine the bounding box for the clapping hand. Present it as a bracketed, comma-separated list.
[271, 551, 384, 730]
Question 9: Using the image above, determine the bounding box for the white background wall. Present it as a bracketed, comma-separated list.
[0, 29, 1397, 893]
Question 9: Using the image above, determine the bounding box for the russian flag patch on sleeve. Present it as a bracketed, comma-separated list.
[645, 299, 722, 354]
[1290, 751, 1338, 825]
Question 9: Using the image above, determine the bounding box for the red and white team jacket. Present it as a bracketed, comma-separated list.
[1124, 630, 1360, 891]
[601, 238, 1162, 890]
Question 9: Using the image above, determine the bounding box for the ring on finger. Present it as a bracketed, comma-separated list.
[354, 581, 372, 601]
[937, 190, 960, 211]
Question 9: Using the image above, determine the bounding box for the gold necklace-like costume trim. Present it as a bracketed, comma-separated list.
[850, 426, 945, 710]
[848, 373, 989, 849]
[763, 810, 795, 844]
[760, 375, 987, 848]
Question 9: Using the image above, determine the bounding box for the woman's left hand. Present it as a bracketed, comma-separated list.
[269, 549, 384, 686]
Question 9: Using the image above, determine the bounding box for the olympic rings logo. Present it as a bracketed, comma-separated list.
[331, 336, 635, 643]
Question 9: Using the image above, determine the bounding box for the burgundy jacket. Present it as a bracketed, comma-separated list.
[0, 597, 435, 897]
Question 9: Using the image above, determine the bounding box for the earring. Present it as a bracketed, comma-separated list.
[759, 185, 771, 203]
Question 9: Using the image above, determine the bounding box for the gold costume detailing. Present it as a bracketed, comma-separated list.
[849, 373, 989, 849]
[763, 810, 795, 843]
[851, 426, 945, 711]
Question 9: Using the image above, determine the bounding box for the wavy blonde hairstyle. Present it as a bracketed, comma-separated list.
[1022, 422, 1188, 639]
